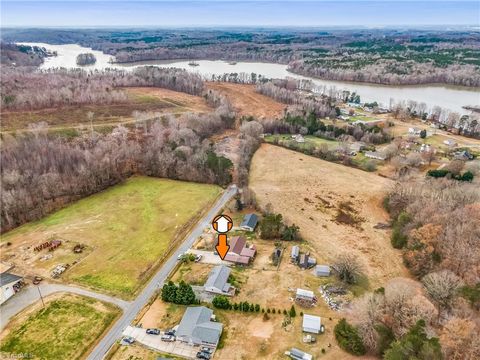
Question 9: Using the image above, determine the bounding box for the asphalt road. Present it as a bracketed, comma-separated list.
[0, 284, 131, 330]
[87, 185, 237, 360]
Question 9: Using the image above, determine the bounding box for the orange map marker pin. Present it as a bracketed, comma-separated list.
[212, 215, 233, 260]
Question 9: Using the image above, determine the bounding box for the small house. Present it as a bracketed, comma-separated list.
[286, 348, 313, 360]
[204, 265, 235, 296]
[240, 213, 258, 232]
[292, 134, 305, 143]
[302, 314, 322, 334]
[350, 142, 366, 152]
[299, 254, 309, 269]
[296, 288, 315, 302]
[224, 236, 256, 265]
[313, 265, 330, 277]
[176, 306, 223, 347]
[291, 245, 300, 262]
[443, 139, 457, 147]
[0, 272, 23, 305]
[364, 151, 387, 161]
[454, 150, 474, 161]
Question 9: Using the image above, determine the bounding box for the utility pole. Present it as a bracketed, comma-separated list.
[37, 286, 45, 308]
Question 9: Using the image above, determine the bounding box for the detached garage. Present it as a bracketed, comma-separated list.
[302, 314, 322, 334]
[0, 272, 23, 305]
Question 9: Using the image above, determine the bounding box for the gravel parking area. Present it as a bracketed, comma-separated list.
[188, 249, 231, 265]
[122, 326, 199, 359]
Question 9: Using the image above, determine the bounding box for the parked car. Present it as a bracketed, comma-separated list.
[146, 328, 160, 335]
[164, 329, 176, 336]
[177, 253, 185, 261]
[195, 254, 203, 262]
[32, 276, 43, 285]
[161, 334, 175, 342]
[196, 352, 211, 360]
[120, 336, 135, 345]
[200, 347, 213, 354]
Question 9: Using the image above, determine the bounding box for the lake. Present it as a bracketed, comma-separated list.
[20, 42, 480, 114]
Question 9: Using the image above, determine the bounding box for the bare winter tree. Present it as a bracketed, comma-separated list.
[333, 253, 364, 285]
[422, 270, 463, 312]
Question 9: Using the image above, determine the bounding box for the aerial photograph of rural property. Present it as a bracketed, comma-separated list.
[0, 0, 479, 359]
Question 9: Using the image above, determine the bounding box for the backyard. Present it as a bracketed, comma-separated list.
[0, 293, 121, 360]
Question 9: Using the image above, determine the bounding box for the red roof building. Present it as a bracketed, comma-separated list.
[224, 236, 256, 265]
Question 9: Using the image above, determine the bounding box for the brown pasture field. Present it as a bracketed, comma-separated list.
[249, 144, 409, 287]
[0, 87, 212, 132]
[206, 82, 286, 120]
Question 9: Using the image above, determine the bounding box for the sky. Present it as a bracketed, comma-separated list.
[1, 1, 479, 27]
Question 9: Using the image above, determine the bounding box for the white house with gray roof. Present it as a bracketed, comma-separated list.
[176, 306, 223, 347]
[0, 272, 23, 305]
[204, 265, 235, 296]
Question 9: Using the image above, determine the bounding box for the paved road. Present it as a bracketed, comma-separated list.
[87, 185, 237, 360]
[0, 284, 131, 330]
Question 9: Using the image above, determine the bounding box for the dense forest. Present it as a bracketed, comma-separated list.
[3, 28, 479, 86]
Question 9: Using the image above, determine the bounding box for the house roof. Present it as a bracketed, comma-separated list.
[313, 265, 330, 276]
[303, 314, 321, 331]
[176, 306, 222, 345]
[240, 214, 258, 229]
[290, 348, 313, 360]
[205, 265, 231, 292]
[240, 247, 256, 258]
[224, 253, 250, 265]
[299, 253, 309, 264]
[0, 272, 22, 287]
[296, 288, 314, 299]
[291, 246, 299, 257]
[229, 236, 247, 256]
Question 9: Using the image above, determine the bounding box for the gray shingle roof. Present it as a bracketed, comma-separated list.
[240, 213, 258, 229]
[0, 272, 22, 287]
[205, 265, 231, 292]
[176, 306, 222, 345]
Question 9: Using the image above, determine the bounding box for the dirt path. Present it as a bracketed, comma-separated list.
[250, 144, 409, 287]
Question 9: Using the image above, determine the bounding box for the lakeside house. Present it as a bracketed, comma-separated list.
[223, 236, 256, 265]
[240, 213, 258, 232]
[302, 314, 322, 334]
[204, 265, 235, 296]
[176, 306, 223, 348]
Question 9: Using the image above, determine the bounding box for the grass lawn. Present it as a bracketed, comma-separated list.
[1, 176, 221, 299]
[0, 294, 120, 360]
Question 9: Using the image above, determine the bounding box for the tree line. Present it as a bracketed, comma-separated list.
[1, 66, 204, 111]
[1, 102, 236, 232]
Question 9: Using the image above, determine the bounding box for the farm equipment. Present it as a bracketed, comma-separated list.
[34, 240, 62, 252]
[73, 244, 85, 253]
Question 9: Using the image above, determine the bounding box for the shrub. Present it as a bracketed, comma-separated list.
[272, 309, 276, 314]
[261, 308, 265, 313]
[212, 295, 231, 310]
[263, 312, 270, 321]
[267, 308, 271, 313]
[334, 318, 366, 356]
[250, 304, 255, 312]
[161, 281, 196, 305]
[283, 309, 287, 315]
[255, 304, 260, 312]
[375, 324, 395, 355]
[289, 305, 296, 317]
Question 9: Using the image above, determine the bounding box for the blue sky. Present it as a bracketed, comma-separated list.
[2, 1, 479, 27]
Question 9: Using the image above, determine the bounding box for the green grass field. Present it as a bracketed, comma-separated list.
[0, 294, 120, 360]
[2, 176, 221, 298]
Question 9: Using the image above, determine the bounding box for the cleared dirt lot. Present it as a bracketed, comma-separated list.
[249, 144, 409, 287]
[206, 82, 285, 119]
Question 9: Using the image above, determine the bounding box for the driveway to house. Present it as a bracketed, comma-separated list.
[87, 185, 237, 360]
[0, 283, 131, 330]
[122, 326, 199, 359]
[188, 249, 230, 265]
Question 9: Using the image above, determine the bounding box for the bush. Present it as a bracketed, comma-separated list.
[161, 281, 197, 305]
[334, 318, 366, 356]
[250, 304, 255, 312]
[375, 324, 395, 355]
[267, 308, 271, 313]
[283, 309, 287, 315]
[272, 309, 276, 314]
[212, 295, 231, 309]
[289, 305, 296, 317]
[255, 304, 260, 312]
[460, 283, 480, 310]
